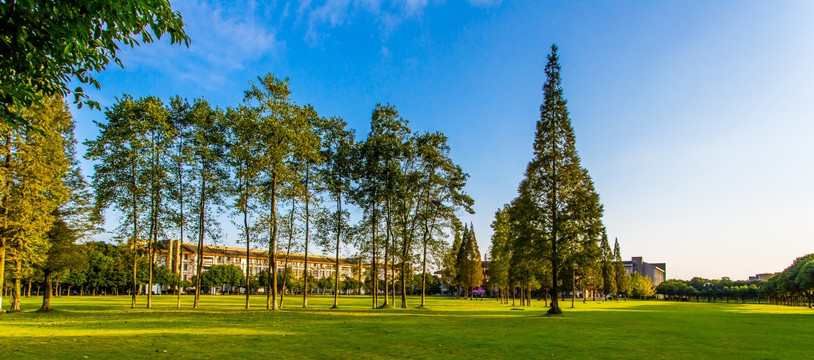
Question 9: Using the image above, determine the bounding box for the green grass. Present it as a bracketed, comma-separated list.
[1, 294, 812, 359]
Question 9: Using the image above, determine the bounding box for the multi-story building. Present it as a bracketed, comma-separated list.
[153, 241, 359, 282]
[623, 257, 666, 286]
[748, 273, 775, 281]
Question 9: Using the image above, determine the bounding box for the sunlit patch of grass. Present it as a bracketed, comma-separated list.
[1, 295, 812, 359]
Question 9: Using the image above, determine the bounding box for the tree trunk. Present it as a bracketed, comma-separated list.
[244, 180, 251, 310]
[371, 201, 378, 309]
[571, 269, 576, 309]
[420, 232, 428, 308]
[0, 244, 5, 311]
[176, 158, 185, 310]
[10, 254, 22, 311]
[176, 237, 182, 308]
[131, 170, 139, 309]
[194, 173, 207, 309]
[280, 199, 295, 309]
[400, 216, 407, 309]
[147, 198, 155, 309]
[512, 287, 517, 306]
[270, 173, 279, 310]
[383, 200, 389, 307]
[332, 192, 342, 309]
[303, 167, 310, 309]
[40, 272, 53, 311]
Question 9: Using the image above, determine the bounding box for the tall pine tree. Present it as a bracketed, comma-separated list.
[519, 44, 590, 314]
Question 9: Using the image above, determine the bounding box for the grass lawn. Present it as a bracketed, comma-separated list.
[1, 294, 812, 359]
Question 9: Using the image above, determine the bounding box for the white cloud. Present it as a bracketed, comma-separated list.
[302, 0, 459, 45]
[118, 0, 282, 90]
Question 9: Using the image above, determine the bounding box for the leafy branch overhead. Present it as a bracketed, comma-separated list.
[0, 0, 189, 129]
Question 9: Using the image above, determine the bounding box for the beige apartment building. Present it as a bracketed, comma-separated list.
[153, 240, 359, 282]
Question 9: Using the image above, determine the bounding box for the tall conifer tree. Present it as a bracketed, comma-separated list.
[519, 44, 588, 314]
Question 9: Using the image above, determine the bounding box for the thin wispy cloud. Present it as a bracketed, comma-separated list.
[301, 0, 484, 45]
[118, 0, 282, 90]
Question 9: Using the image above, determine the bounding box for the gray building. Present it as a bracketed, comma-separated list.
[748, 273, 775, 281]
[623, 257, 666, 286]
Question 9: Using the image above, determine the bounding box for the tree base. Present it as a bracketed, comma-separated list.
[377, 304, 393, 310]
[547, 307, 562, 315]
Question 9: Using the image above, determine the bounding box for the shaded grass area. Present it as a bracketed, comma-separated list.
[1, 295, 812, 359]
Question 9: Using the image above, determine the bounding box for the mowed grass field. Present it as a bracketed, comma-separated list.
[1, 295, 812, 359]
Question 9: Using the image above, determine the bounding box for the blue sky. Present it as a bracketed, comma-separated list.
[71, 0, 814, 280]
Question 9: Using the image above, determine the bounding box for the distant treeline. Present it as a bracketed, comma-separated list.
[4, 241, 444, 300]
[656, 254, 814, 308]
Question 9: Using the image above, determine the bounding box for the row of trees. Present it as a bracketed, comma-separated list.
[656, 254, 814, 308]
[80, 72, 474, 313]
[4, 240, 447, 302]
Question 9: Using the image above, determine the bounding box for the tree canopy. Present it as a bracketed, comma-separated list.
[0, 0, 189, 129]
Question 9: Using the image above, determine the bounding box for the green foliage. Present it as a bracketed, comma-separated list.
[455, 224, 483, 292]
[0, 95, 76, 311]
[488, 206, 512, 290]
[0, 0, 189, 129]
[200, 265, 245, 290]
[488, 45, 605, 313]
[613, 238, 628, 295]
[599, 232, 616, 296]
[629, 273, 655, 299]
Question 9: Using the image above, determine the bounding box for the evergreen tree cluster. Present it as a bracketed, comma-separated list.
[0, 96, 90, 312]
[453, 224, 483, 298]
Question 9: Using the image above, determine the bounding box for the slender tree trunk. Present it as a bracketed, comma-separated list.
[420, 232, 428, 308]
[147, 198, 155, 309]
[176, 236, 182, 308]
[332, 192, 342, 309]
[26, 279, 31, 297]
[176, 147, 185, 309]
[543, 289, 548, 307]
[131, 175, 139, 309]
[280, 199, 295, 309]
[244, 172, 251, 310]
[398, 213, 406, 309]
[194, 173, 206, 309]
[371, 201, 378, 309]
[40, 272, 52, 311]
[303, 168, 310, 309]
[0, 243, 4, 311]
[0, 134, 10, 311]
[383, 200, 389, 307]
[570, 269, 576, 309]
[269, 173, 279, 310]
[10, 249, 22, 311]
[548, 126, 561, 314]
[511, 287, 516, 306]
